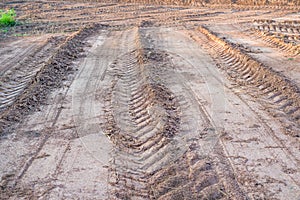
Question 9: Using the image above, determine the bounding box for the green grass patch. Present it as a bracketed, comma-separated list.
[13, 33, 28, 37]
[0, 28, 8, 33]
[0, 9, 16, 27]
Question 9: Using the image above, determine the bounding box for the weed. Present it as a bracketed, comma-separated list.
[13, 33, 28, 37]
[0, 9, 16, 27]
[0, 28, 8, 33]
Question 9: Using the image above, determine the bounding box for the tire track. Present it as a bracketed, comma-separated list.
[250, 19, 300, 55]
[103, 32, 182, 198]
[250, 30, 300, 56]
[101, 27, 245, 199]
[0, 36, 67, 110]
[196, 26, 300, 132]
[0, 26, 103, 197]
[147, 26, 300, 198]
[253, 19, 300, 37]
[0, 25, 101, 134]
[0, 41, 39, 75]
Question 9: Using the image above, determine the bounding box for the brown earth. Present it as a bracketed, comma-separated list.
[0, 1, 300, 199]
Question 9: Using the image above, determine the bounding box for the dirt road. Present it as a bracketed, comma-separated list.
[1, 1, 300, 199]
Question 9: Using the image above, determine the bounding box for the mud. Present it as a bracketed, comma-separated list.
[0, 24, 105, 134]
[1, 1, 300, 200]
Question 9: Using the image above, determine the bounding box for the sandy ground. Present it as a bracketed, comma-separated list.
[0, 1, 300, 199]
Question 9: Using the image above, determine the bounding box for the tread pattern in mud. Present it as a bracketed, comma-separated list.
[0, 36, 67, 110]
[253, 19, 300, 36]
[251, 19, 300, 56]
[197, 26, 300, 133]
[0, 25, 102, 134]
[101, 29, 233, 199]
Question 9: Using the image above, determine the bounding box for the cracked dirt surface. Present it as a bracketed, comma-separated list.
[0, 1, 300, 199]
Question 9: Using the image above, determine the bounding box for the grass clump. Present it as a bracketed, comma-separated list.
[0, 9, 16, 27]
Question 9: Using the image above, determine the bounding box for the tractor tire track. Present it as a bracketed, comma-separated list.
[196, 26, 300, 132]
[0, 36, 68, 110]
[147, 26, 300, 199]
[101, 27, 245, 199]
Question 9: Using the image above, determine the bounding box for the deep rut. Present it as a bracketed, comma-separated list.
[101, 27, 244, 199]
[103, 29, 182, 199]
